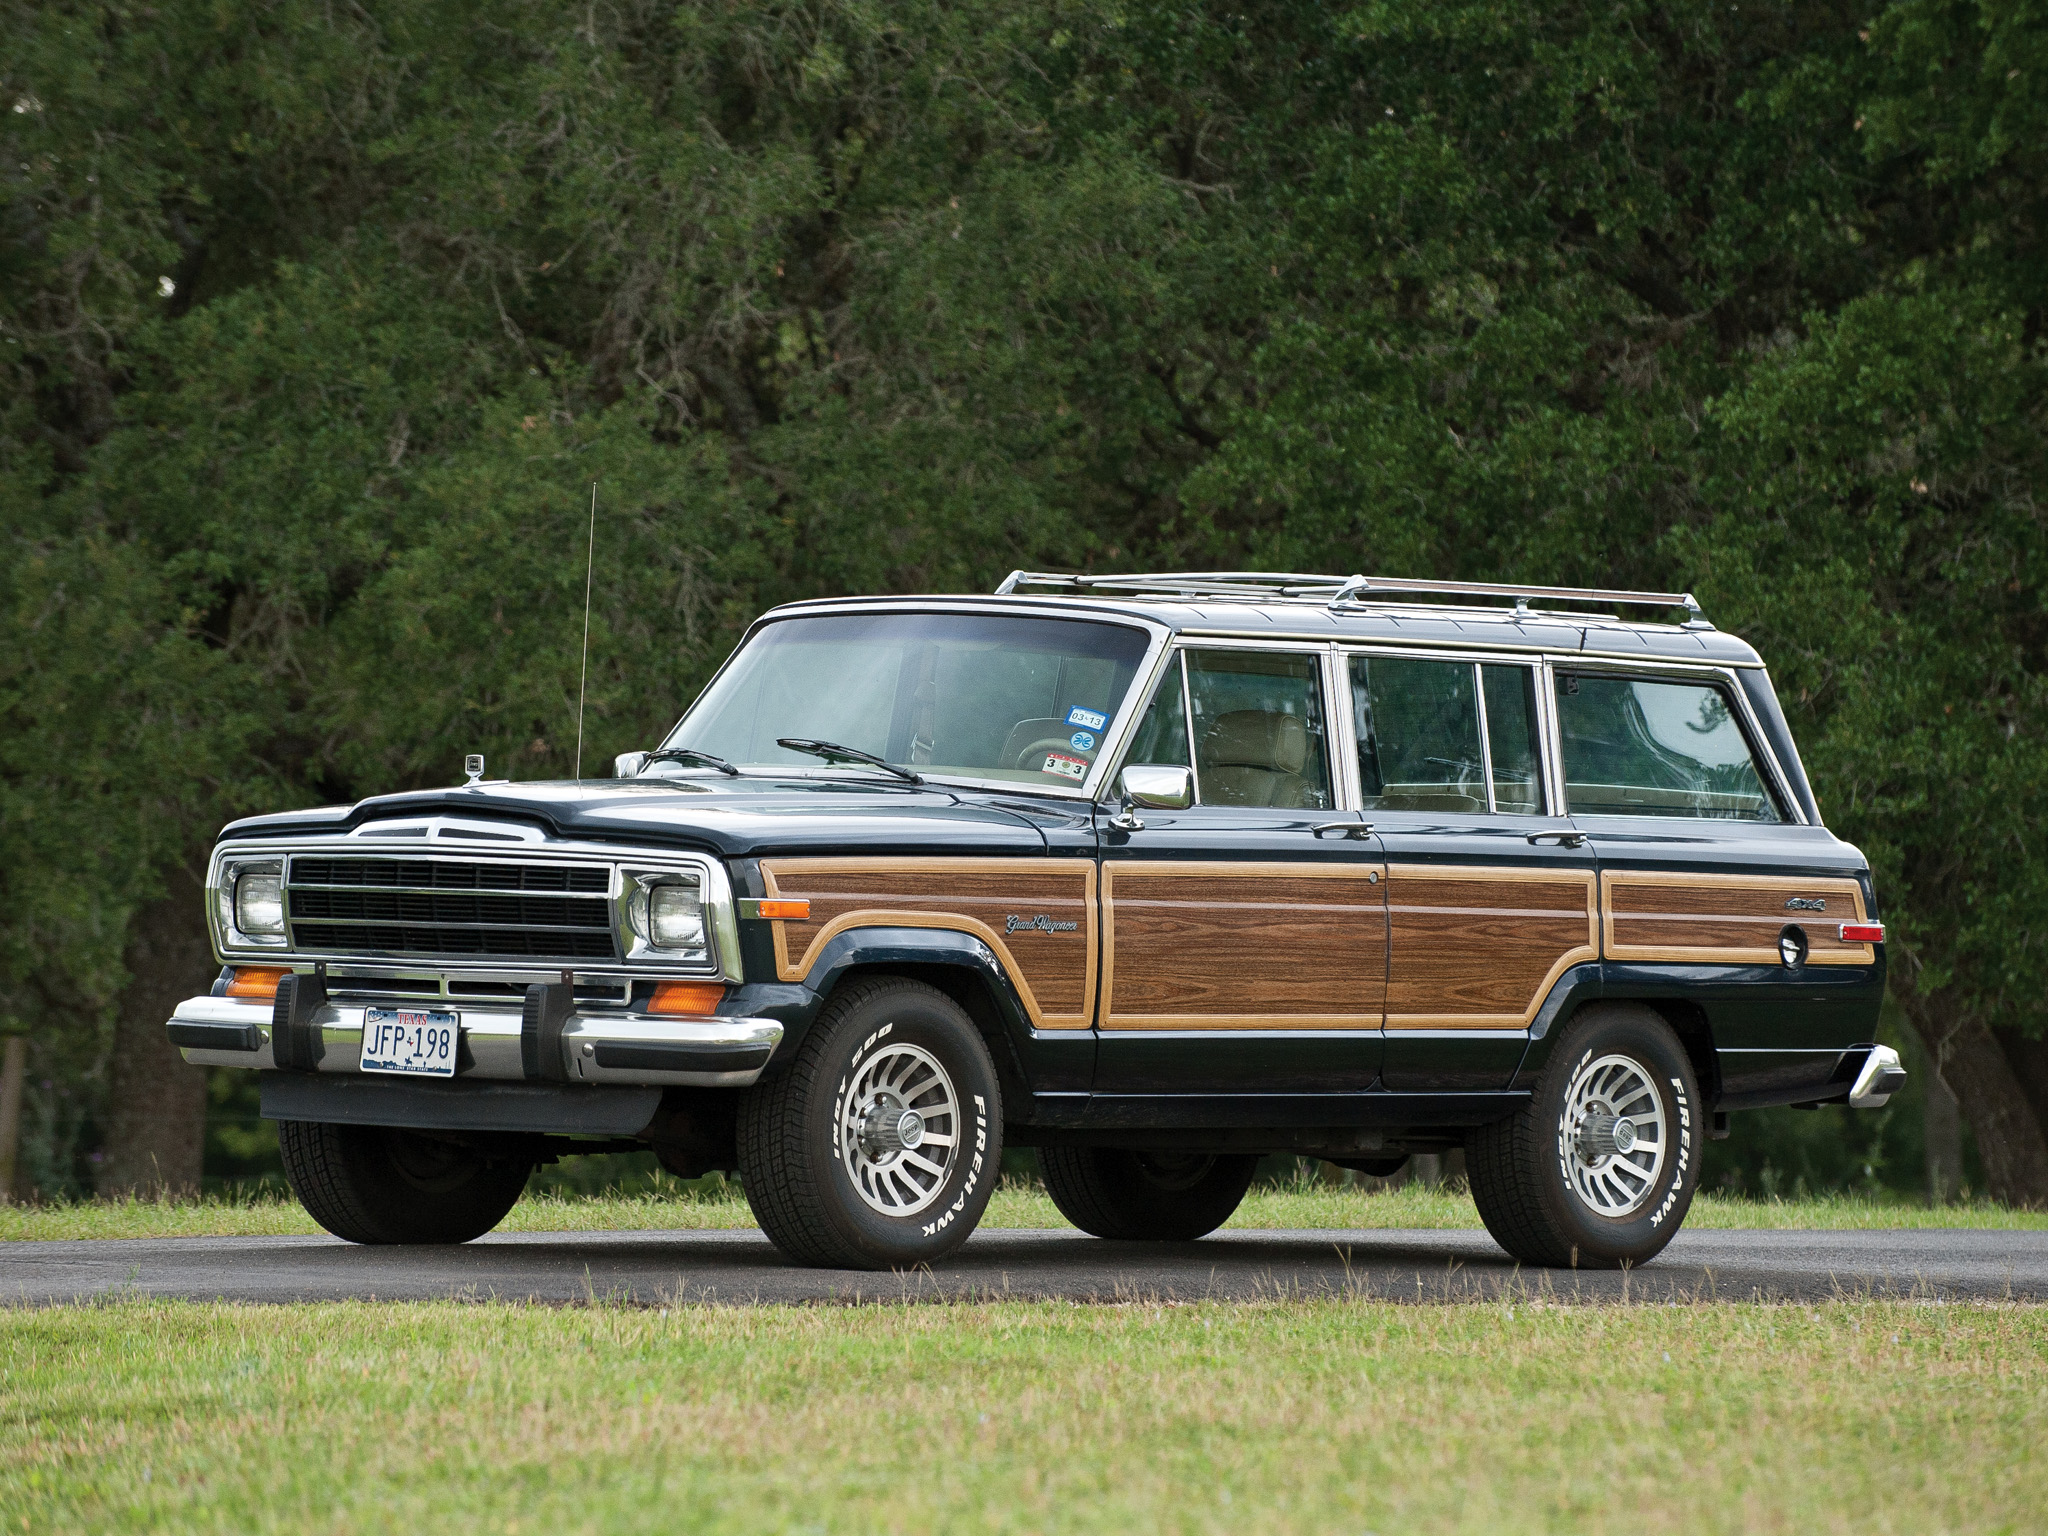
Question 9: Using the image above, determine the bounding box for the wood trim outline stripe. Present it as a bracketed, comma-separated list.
[1102, 860, 1387, 1033]
[1384, 864, 1598, 1032]
[1600, 869, 1873, 966]
[758, 857, 1098, 1030]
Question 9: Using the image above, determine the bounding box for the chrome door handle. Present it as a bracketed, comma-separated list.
[1312, 822, 1375, 841]
[1526, 830, 1588, 848]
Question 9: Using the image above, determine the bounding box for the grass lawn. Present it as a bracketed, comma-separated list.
[4, 1297, 2045, 1534]
[4, 1178, 2044, 1244]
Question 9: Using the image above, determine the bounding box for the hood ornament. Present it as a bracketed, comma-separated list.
[463, 753, 485, 786]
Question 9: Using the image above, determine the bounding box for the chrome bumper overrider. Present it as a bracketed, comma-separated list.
[166, 995, 783, 1088]
[1847, 1044, 1907, 1110]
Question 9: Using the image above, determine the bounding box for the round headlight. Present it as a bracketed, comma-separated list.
[235, 871, 286, 936]
[648, 882, 705, 949]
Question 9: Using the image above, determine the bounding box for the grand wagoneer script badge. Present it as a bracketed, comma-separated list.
[1006, 913, 1078, 935]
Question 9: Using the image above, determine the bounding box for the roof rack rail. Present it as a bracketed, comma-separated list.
[992, 570, 1711, 628]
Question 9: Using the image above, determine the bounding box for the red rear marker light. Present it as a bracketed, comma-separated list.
[648, 981, 726, 1016]
[226, 966, 289, 1001]
[1839, 922, 1885, 944]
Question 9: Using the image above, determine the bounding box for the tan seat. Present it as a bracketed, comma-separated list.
[1199, 710, 1314, 807]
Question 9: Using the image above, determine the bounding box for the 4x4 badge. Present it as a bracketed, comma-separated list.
[1785, 897, 1827, 911]
[1005, 913, 1078, 935]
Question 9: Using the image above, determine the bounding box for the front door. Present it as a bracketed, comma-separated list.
[1347, 651, 1600, 1090]
[1096, 645, 1387, 1100]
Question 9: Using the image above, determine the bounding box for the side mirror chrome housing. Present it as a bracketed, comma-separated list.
[614, 751, 650, 779]
[1120, 764, 1193, 810]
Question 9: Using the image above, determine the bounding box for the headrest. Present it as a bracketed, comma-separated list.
[1203, 710, 1308, 774]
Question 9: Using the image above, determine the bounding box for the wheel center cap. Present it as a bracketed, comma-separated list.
[1576, 1111, 1633, 1161]
[859, 1098, 925, 1157]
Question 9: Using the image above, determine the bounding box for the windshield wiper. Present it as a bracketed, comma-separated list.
[775, 738, 924, 785]
[643, 747, 741, 777]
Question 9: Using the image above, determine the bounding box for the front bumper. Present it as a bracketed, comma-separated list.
[166, 994, 783, 1088]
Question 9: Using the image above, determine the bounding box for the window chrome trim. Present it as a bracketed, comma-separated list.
[1169, 637, 1342, 811]
[1337, 644, 1559, 821]
[1542, 655, 1808, 828]
[206, 839, 743, 980]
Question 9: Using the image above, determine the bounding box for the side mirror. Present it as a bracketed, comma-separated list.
[614, 750, 650, 779]
[1120, 764, 1193, 810]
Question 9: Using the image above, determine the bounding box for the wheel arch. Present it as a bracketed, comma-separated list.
[785, 925, 1041, 1112]
[1512, 977, 1719, 1103]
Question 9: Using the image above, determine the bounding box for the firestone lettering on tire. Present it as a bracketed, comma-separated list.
[922, 1094, 989, 1237]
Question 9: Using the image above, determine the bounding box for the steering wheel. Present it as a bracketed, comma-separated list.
[1013, 736, 1083, 772]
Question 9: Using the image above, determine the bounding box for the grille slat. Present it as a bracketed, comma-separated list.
[290, 857, 608, 894]
[286, 855, 617, 963]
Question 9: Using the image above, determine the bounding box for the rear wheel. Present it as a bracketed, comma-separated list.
[277, 1120, 532, 1245]
[738, 977, 1002, 1269]
[1039, 1147, 1259, 1240]
[1467, 1003, 1702, 1268]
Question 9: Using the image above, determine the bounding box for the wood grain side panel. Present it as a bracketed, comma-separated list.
[759, 859, 1097, 1029]
[1385, 867, 1598, 1030]
[1602, 871, 1872, 965]
[1103, 862, 1386, 1032]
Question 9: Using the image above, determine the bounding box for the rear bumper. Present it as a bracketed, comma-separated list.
[167, 994, 783, 1088]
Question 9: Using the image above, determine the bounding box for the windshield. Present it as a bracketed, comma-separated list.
[668, 611, 1153, 789]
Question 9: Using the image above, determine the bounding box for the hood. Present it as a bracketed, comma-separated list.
[215, 775, 1085, 858]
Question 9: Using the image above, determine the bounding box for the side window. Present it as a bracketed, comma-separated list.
[1184, 649, 1333, 810]
[1482, 664, 1543, 814]
[1123, 657, 1192, 770]
[1350, 655, 1545, 814]
[1555, 674, 1782, 821]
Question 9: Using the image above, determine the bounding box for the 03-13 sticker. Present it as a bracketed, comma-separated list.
[1040, 752, 1089, 781]
[1065, 706, 1108, 732]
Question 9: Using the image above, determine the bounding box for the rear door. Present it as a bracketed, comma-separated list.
[1345, 650, 1600, 1090]
[1095, 643, 1387, 1100]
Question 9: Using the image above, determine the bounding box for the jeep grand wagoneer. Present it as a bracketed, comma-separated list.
[168, 572, 1903, 1269]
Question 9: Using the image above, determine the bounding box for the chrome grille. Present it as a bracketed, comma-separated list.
[285, 855, 617, 963]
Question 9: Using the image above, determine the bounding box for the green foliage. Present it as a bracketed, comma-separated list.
[2, 0, 2041, 1187]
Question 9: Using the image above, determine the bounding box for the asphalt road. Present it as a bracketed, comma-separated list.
[5, 1226, 2045, 1306]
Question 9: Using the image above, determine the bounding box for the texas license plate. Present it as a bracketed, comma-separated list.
[360, 1009, 459, 1077]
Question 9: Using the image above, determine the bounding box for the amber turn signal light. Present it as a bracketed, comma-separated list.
[1839, 922, 1885, 944]
[226, 966, 290, 1001]
[740, 898, 811, 921]
[648, 981, 726, 1016]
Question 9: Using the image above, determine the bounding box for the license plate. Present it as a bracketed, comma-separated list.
[360, 1009, 459, 1077]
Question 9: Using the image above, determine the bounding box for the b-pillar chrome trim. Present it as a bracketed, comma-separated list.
[166, 995, 783, 1089]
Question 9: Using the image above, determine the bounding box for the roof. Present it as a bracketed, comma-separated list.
[764, 571, 1768, 669]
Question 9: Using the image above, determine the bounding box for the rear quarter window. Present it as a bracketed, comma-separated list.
[1555, 674, 1782, 821]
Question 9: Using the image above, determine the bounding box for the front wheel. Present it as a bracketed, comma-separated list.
[738, 977, 1002, 1269]
[277, 1121, 532, 1244]
[1039, 1147, 1259, 1240]
[1467, 1003, 1702, 1268]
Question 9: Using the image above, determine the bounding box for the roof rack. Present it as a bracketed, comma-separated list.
[992, 570, 1711, 629]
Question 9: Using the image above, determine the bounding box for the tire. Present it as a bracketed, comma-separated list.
[277, 1120, 532, 1245]
[1468, 1003, 1703, 1268]
[737, 977, 1002, 1269]
[1039, 1147, 1259, 1240]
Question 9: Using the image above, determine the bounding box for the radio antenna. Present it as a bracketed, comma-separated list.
[574, 480, 597, 781]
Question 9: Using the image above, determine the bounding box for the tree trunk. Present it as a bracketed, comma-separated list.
[95, 863, 215, 1197]
[1899, 987, 2048, 1210]
[1922, 1062, 1963, 1206]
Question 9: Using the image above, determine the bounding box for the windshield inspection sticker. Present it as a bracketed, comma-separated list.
[1065, 706, 1108, 732]
[1069, 731, 1096, 751]
[1041, 752, 1089, 781]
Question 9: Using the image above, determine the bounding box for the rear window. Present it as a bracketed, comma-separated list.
[1555, 674, 1782, 821]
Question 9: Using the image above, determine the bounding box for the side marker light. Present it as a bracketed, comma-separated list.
[1839, 922, 1885, 944]
[740, 898, 811, 921]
